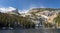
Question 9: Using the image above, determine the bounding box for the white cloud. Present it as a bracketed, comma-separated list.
[0, 5, 46, 14]
[0, 7, 16, 13]
[0, 7, 29, 14]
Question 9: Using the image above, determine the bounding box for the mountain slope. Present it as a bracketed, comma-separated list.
[21, 8, 60, 28]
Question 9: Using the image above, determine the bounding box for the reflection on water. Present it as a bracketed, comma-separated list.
[0, 29, 60, 33]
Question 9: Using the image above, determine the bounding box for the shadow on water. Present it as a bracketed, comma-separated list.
[0, 28, 60, 33]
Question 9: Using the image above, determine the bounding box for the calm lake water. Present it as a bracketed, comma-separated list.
[0, 29, 60, 33]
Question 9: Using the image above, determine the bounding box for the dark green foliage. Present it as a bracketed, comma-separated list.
[44, 23, 53, 28]
[0, 12, 35, 29]
[53, 12, 60, 26]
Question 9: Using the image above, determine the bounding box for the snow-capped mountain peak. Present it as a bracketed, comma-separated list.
[0, 7, 16, 13]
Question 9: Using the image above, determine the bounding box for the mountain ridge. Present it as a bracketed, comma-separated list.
[0, 8, 60, 28]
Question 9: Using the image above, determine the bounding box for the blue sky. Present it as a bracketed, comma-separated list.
[0, 0, 60, 11]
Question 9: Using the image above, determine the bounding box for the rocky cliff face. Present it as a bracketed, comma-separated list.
[21, 8, 60, 25]
[0, 8, 60, 28]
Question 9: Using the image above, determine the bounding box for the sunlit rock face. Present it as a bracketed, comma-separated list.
[24, 8, 58, 23]
[0, 7, 60, 28]
[20, 8, 60, 28]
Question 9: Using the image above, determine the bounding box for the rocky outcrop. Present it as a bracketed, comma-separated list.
[20, 8, 60, 28]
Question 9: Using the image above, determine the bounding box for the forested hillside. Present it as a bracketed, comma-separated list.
[0, 12, 35, 29]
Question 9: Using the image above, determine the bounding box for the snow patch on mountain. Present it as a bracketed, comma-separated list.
[0, 7, 16, 13]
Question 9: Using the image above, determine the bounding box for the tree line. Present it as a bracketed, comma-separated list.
[0, 12, 35, 29]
